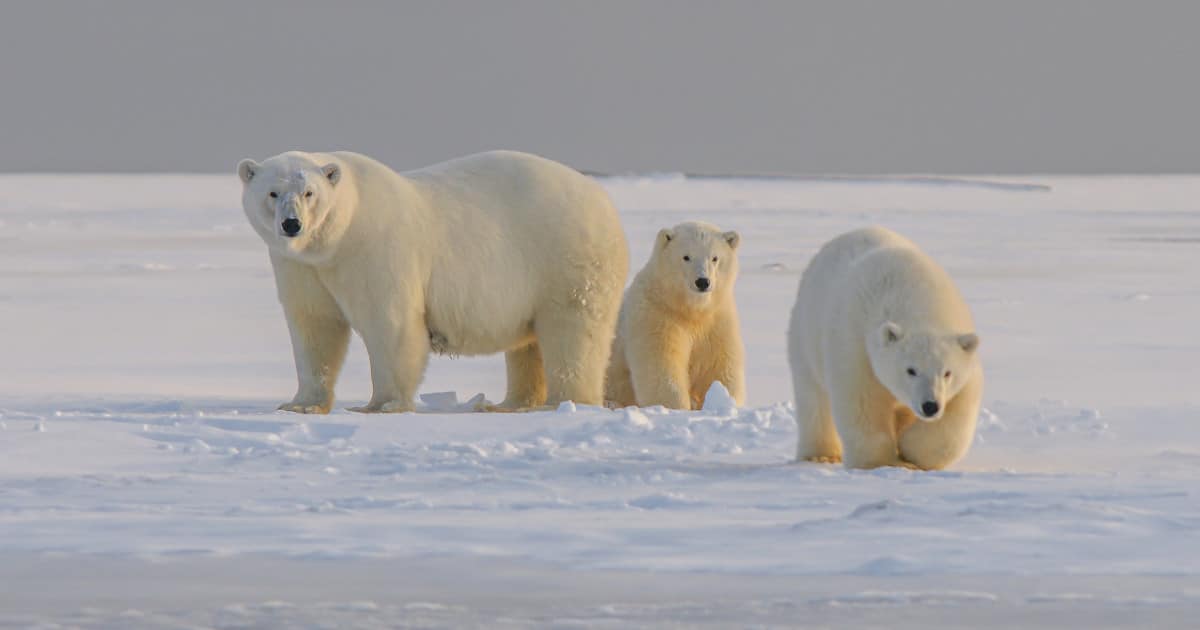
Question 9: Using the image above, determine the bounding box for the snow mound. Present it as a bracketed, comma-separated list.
[701, 381, 737, 415]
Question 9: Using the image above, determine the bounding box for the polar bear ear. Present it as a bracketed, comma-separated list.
[723, 230, 740, 250]
[657, 228, 675, 249]
[958, 333, 980, 353]
[237, 159, 259, 184]
[879, 321, 904, 345]
[321, 163, 341, 185]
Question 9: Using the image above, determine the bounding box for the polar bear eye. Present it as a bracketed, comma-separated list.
[906, 367, 917, 377]
[683, 255, 690, 261]
[304, 190, 313, 198]
[269, 192, 278, 199]
[712, 256, 718, 262]
[943, 370, 952, 379]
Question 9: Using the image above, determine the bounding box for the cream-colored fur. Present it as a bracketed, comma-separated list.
[238, 150, 629, 413]
[787, 226, 982, 470]
[606, 222, 745, 409]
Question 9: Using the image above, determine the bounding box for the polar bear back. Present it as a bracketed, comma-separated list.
[408, 151, 627, 356]
[406, 150, 622, 280]
[790, 226, 974, 379]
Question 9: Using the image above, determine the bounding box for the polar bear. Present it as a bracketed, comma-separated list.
[237, 150, 629, 413]
[787, 226, 982, 470]
[605, 221, 745, 409]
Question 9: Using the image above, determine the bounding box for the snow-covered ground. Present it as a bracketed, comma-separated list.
[1, 173, 1199, 627]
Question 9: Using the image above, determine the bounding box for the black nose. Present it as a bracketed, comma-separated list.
[921, 401, 940, 417]
[281, 218, 302, 236]
[695, 277, 710, 291]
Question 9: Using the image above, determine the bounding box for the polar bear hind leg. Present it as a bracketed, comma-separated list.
[603, 342, 636, 408]
[497, 342, 548, 410]
[536, 310, 612, 407]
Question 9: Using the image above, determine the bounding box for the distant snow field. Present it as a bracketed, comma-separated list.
[1, 174, 1199, 626]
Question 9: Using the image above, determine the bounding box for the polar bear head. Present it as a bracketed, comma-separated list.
[237, 152, 351, 262]
[651, 221, 740, 306]
[866, 322, 980, 421]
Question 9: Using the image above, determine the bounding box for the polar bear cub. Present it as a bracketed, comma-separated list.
[606, 221, 745, 409]
[787, 227, 982, 469]
[237, 150, 629, 413]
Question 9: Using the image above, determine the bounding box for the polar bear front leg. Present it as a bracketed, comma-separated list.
[705, 312, 746, 406]
[626, 324, 692, 409]
[280, 310, 350, 414]
[350, 314, 430, 414]
[829, 360, 910, 469]
[831, 395, 908, 469]
[898, 370, 982, 470]
[273, 257, 351, 414]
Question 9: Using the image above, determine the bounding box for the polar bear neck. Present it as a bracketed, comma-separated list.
[318, 170, 432, 268]
[853, 246, 974, 335]
[639, 265, 724, 324]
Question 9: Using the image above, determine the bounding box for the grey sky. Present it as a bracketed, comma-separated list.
[2, 1, 1199, 174]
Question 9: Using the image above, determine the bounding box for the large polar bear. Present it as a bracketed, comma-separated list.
[787, 227, 982, 469]
[605, 221, 745, 409]
[237, 150, 629, 413]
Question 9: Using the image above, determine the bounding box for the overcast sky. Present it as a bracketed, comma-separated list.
[2, 1, 1199, 174]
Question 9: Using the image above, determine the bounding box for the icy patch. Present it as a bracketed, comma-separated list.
[627, 492, 707, 510]
[116, 262, 175, 273]
[622, 407, 652, 429]
[978, 401, 1110, 439]
[853, 555, 924, 576]
[820, 590, 999, 607]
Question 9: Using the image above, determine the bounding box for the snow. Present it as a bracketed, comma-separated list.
[2, 173, 1200, 625]
[700, 379, 737, 414]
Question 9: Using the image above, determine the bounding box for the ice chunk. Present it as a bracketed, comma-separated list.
[419, 391, 459, 411]
[623, 407, 652, 428]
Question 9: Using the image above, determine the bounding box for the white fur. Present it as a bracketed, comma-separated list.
[238, 150, 629, 413]
[787, 226, 983, 469]
[606, 221, 745, 409]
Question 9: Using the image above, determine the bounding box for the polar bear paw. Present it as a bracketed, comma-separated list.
[348, 400, 415, 414]
[803, 455, 843, 464]
[479, 403, 555, 413]
[278, 401, 332, 414]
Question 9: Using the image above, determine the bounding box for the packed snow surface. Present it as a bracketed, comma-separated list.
[1, 173, 1199, 626]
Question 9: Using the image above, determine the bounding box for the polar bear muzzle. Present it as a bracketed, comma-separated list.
[281, 217, 302, 237]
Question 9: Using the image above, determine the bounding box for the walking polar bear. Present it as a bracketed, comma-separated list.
[606, 221, 745, 409]
[237, 150, 629, 413]
[787, 227, 982, 470]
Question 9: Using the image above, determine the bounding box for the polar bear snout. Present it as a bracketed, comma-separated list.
[281, 217, 302, 237]
[694, 277, 711, 292]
